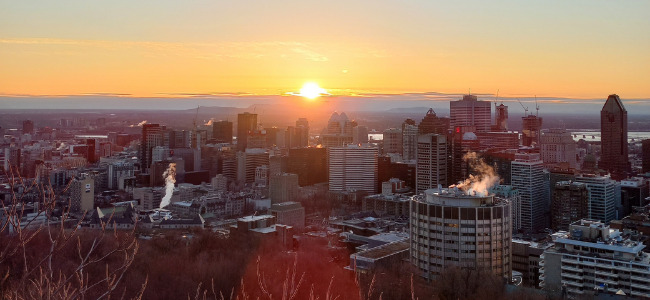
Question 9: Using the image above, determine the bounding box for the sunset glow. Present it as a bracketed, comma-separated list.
[299, 82, 327, 100]
[0, 1, 648, 98]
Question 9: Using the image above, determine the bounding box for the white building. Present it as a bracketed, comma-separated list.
[328, 144, 378, 194]
[511, 153, 547, 233]
[575, 175, 621, 223]
[211, 174, 228, 192]
[237, 148, 269, 184]
[382, 128, 403, 155]
[416, 134, 447, 193]
[107, 161, 134, 190]
[70, 173, 94, 214]
[540, 129, 578, 168]
[540, 219, 650, 298]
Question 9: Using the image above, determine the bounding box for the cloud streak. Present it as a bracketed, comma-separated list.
[0, 38, 383, 63]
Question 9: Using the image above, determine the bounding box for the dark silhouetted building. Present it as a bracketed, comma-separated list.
[643, 139, 650, 174]
[86, 139, 96, 163]
[551, 181, 588, 231]
[600, 94, 629, 180]
[212, 120, 233, 144]
[287, 148, 327, 186]
[378, 156, 415, 191]
[620, 178, 649, 218]
[237, 112, 257, 151]
[22, 120, 34, 135]
[140, 123, 164, 172]
[418, 108, 449, 135]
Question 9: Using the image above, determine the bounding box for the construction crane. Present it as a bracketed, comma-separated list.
[517, 99, 529, 116]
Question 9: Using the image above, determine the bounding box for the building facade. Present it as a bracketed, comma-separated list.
[329, 144, 378, 193]
[416, 134, 447, 193]
[540, 220, 650, 298]
[600, 94, 629, 180]
[450, 95, 492, 133]
[511, 153, 547, 233]
[540, 129, 578, 168]
[550, 181, 589, 231]
[410, 189, 512, 280]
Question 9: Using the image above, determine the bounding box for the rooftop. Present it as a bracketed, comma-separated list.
[238, 214, 274, 222]
[354, 241, 409, 260]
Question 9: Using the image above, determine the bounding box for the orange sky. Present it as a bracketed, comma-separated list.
[1, 1, 649, 99]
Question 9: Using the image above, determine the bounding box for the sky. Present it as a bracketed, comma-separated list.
[1, 1, 649, 100]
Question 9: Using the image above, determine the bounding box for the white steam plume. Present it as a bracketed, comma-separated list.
[449, 152, 500, 196]
[129, 120, 148, 128]
[204, 119, 214, 126]
[159, 163, 176, 208]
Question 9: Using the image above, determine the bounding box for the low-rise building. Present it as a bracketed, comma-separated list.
[159, 214, 204, 229]
[269, 201, 305, 230]
[540, 219, 650, 298]
[512, 239, 551, 288]
[362, 193, 410, 218]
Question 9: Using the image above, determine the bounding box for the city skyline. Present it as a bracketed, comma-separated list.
[3, 2, 650, 299]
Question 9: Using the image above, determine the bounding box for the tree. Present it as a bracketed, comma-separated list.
[0, 167, 144, 299]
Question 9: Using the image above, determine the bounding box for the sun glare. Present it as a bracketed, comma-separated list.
[299, 82, 327, 99]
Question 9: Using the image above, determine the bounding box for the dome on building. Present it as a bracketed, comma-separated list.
[462, 132, 478, 140]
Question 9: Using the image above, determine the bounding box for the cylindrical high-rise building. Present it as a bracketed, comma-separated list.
[410, 189, 512, 281]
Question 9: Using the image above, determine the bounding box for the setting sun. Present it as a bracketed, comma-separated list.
[299, 82, 328, 100]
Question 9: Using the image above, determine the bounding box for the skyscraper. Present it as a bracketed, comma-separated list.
[236, 148, 269, 184]
[600, 94, 629, 180]
[287, 147, 328, 186]
[295, 118, 309, 147]
[401, 119, 418, 161]
[237, 112, 257, 151]
[140, 123, 163, 172]
[321, 112, 354, 148]
[328, 144, 378, 193]
[575, 175, 620, 224]
[450, 95, 492, 133]
[511, 153, 547, 233]
[540, 129, 577, 168]
[418, 108, 449, 135]
[551, 181, 588, 231]
[382, 128, 403, 154]
[642, 139, 650, 174]
[416, 134, 447, 193]
[212, 120, 233, 144]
